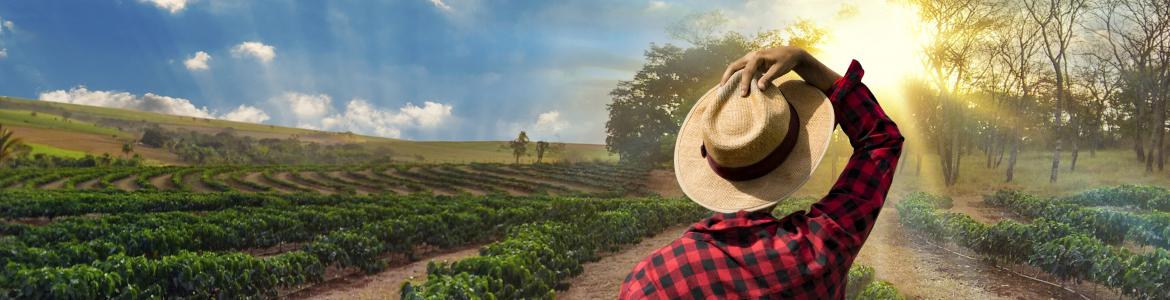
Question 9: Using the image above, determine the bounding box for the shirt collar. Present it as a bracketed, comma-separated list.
[690, 210, 779, 232]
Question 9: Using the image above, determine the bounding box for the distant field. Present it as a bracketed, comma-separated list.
[24, 143, 88, 159]
[0, 96, 613, 164]
[0, 109, 132, 138]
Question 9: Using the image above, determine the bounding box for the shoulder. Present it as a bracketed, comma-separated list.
[619, 236, 707, 299]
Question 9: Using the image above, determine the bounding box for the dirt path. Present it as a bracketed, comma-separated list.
[948, 195, 1028, 224]
[76, 178, 100, 190]
[297, 245, 484, 300]
[148, 173, 175, 191]
[558, 225, 690, 299]
[475, 166, 607, 195]
[245, 172, 291, 193]
[40, 178, 68, 190]
[352, 170, 410, 195]
[180, 172, 216, 193]
[217, 173, 262, 193]
[112, 175, 139, 191]
[644, 169, 684, 198]
[279, 172, 334, 195]
[321, 171, 375, 195]
[382, 170, 457, 196]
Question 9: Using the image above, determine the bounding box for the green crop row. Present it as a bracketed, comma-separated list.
[1060, 184, 1170, 212]
[402, 198, 707, 299]
[1, 196, 677, 299]
[898, 192, 1170, 299]
[986, 189, 1170, 249]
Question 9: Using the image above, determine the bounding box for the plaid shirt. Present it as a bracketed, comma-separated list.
[620, 60, 904, 300]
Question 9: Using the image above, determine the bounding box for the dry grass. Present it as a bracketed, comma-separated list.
[793, 148, 1168, 199]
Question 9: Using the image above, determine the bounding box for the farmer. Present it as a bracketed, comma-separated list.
[619, 46, 904, 299]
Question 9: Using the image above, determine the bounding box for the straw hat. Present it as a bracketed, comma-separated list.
[674, 70, 835, 213]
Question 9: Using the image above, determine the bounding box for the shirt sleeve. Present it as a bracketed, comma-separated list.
[807, 60, 904, 250]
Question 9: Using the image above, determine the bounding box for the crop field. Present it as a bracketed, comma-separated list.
[0, 162, 906, 299]
[0, 162, 653, 197]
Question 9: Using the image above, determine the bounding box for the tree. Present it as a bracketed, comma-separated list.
[535, 141, 550, 163]
[989, 0, 1044, 182]
[1025, 0, 1088, 182]
[1090, 0, 1170, 170]
[0, 124, 26, 167]
[121, 142, 135, 158]
[509, 131, 529, 164]
[907, 0, 1001, 186]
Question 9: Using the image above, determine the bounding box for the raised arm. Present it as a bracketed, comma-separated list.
[720, 48, 904, 249]
[808, 60, 903, 249]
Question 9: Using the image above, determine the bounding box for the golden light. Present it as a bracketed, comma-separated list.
[816, 1, 931, 93]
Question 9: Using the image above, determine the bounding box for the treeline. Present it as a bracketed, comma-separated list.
[139, 126, 396, 165]
[904, 0, 1170, 185]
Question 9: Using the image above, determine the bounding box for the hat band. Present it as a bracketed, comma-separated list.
[700, 102, 800, 181]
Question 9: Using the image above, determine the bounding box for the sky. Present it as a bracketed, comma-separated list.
[0, 0, 925, 143]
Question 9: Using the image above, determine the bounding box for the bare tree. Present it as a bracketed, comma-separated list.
[1091, 0, 1170, 169]
[1025, 0, 1088, 182]
[909, 0, 1002, 186]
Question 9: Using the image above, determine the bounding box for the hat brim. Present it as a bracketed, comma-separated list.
[674, 80, 835, 213]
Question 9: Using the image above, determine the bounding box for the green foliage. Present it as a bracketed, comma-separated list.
[899, 192, 1170, 299]
[0, 193, 694, 298]
[403, 198, 708, 299]
[1061, 184, 1170, 212]
[986, 189, 1170, 249]
[856, 280, 904, 300]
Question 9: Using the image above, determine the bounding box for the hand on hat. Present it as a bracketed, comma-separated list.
[720, 46, 807, 97]
[719, 46, 841, 98]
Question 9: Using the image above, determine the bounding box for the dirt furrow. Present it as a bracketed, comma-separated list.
[558, 225, 691, 299]
[148, 173, 176, 191]
[279, 172, 334, 195]
[39, 178, 69, 190]
[112, 175, 139, 191]
[295, 245, 484, 300]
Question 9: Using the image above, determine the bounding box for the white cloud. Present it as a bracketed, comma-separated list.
[0, 49, 6, 59]
[647, 1, 669, 11]
[39, 87, 216, 119]
[319, 99, 453, 138]
[221, 104, 270, 123]
[429, 0, 453, 12]
[141, 0, 190, 14]
[268, 92, 332, 120]
[1, 20, 12, 33]
[183, 51, 211, 71]
[38, 87, 275, 124]
[398, 101, 453, 128]
[231, 41, 275, 64]
[534, 111, 568, 134]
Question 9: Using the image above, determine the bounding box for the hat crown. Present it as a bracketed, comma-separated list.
[701, 71, 793, 168]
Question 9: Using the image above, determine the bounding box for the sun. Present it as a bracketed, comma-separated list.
[816, 1, 931, 92]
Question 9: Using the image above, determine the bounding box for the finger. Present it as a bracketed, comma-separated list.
[739, 57, 760, 97]
[758, 64, 783, 90]
[720, 58, 746, 86]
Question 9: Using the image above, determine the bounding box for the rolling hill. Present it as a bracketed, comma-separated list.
[0, 96, 612, 165]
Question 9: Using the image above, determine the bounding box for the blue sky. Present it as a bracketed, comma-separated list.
[0, 0, 891, 143]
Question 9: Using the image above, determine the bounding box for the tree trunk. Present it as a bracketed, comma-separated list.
[1050, 72, 1064, 183]
[916, 153, 922, 176]
[1007, 135, 1019, 183]
[995, 135, 1006, 168]
[986, 131, 995, 169]
[1050, 139, 1062, 183]
[1070, 128, 1079, 171]
[1089, 124, 1097, 158]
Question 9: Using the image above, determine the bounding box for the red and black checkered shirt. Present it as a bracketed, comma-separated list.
[619, 60, 904, 300]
